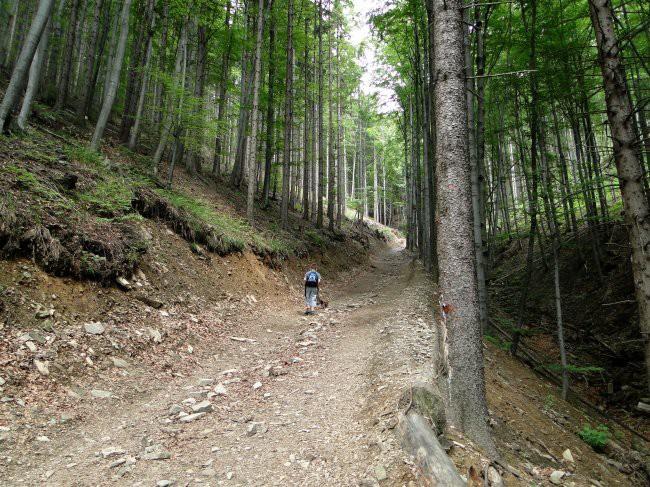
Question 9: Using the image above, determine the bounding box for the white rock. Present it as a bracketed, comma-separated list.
[34, 359, 49, 376]
[253, 381, 263, 390]
[156, 480, 174, 486]
[116, 276, 131, 289]
[226, 472, 234, 480]
[562, 449, 574, 463]
[25, 341, 37, 352]
[148, 328, 162, 343]
[214, 383, 228, 395]
[198, 378, 214, 387]
[36, 435, 50, 442]
[111, 357, 129, 368]
[101, 447, 126, 458]
[84, 322, 105, 335]
[550, 470, 565, 485]
[90, 389, 112, 399]
[191, 401, 213, 414]
[375, 465, 387, 481]
[179, 412, 206, 423]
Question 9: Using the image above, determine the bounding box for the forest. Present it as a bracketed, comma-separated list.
[0, 0, 649, 485]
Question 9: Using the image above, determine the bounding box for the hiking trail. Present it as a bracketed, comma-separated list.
[4, 240, 438, 486]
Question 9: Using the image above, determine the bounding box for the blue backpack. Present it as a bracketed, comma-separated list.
[305, 271, 319, 287]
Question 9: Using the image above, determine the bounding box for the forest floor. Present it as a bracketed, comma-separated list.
[1, 235, 645, 486]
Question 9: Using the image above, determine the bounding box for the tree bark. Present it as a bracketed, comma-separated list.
[589, 0, 650, 392]
[16, 17, 51, 130]
[77, 0, 104, 119]
[54, 0, 80, 109]
[127, 11, 155, 150]
[246, 0, 265, 224]
[89, 0, 132, 151]
[316, 0, 324, 228]
[0, 0, 54, 132]
[262, 0, 276, 207]
[280, 0, 294, 228]
[432, 0, 496, 456]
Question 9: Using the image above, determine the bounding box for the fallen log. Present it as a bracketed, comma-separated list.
[397, 411, 465, 486]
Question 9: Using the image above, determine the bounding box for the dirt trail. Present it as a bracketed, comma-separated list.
[3, 241, 436, 486]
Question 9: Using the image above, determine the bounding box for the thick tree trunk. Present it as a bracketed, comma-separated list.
[465, 10, 488, 333]
[16, 18, 51, 130]
[589, 0, 650, 392]
[432, 0, 496, 456]
[0, 0, 54, 132]
[280, 0, 294, 228]
[54, 0, 80, 110]
[89, 0, 132, 151]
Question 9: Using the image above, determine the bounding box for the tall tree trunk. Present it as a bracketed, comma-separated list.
[465, 9, 488, 333]
[0, 0, 20, 68]
[76, 0, 104, 119]
[119, 0, 154, 143]
[326, 11, 335, 231]
[262, 0, 276, 207]
[589, 0, 650, 392]
[152, 23, 186, 174]
[432, 0, 496, 455]
[16, 17, 51, 129]
[511, 0, 540, 358]
[246, 0, 265, 224]
[316, 0, 324, 228]
[89, 0, 132, 151]
[212, 1, 233, 178]
[336, 20, 344, 228]
[0, 0, 54, 132]
[302, 9, 311, 220]
[127, 12, 155, 150]
[280, 0, 294, 228]
[54, 0, 80, 109]
[187, 25, 208, 174]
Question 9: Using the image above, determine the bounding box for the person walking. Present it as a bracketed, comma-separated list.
[304, 263, 321, 315]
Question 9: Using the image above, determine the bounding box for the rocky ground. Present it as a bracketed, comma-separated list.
[0, 234, 647, 486]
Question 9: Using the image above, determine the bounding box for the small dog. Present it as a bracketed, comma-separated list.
[317, 297, 329, 309]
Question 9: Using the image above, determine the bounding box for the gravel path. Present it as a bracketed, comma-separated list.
[3, 243, 438, 486]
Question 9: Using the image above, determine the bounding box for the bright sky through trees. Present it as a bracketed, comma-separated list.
[350, 0, 398, 112]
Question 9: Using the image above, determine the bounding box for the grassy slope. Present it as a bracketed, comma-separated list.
[0, 108, 382, 283]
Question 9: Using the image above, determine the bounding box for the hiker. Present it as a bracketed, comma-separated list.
[304, 264, 321, 315]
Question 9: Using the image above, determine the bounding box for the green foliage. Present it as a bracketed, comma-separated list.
[485, 334, 511, 351]
[2, 164, 69, 205]
[66, 146, 105, 169]
[578, 424, 610, 451]
[305, 229, 326, 248]
[79, 179, 133, 217]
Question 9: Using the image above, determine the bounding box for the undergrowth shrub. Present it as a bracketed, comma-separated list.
[578, 424, 610, 451]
